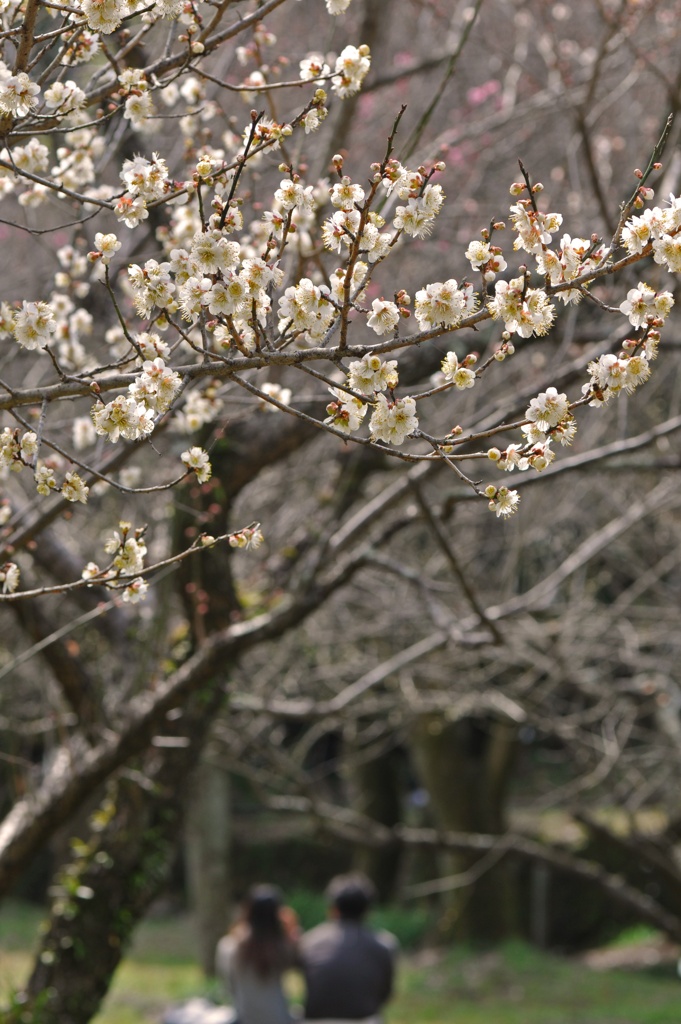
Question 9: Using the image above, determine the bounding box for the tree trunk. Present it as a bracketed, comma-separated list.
[409, 714, 519, 943]
[11, 680, 226, 1024]
[184, 756, 232, 975]
[346, 744, 403, 902]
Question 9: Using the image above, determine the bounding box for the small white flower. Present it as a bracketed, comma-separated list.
[486, 485, 520, 517]
[181, 446, 212, 483]
[367, 298, 400, 336]
[525, 387, 570, 430]
[122, 577, 149, 603]
[61, 472, 89, 503]
[0, 561, 20, 593]
[347, 354, 398, 395]
[369, 393, 418, 445]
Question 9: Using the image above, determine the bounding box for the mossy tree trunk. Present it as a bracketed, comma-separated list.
[13, 681, 225, 1024]
[409, 714, 519, 943]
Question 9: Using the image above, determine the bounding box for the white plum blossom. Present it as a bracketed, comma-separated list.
[488, 278, 555, 338]
[61, 472, 89, 503]
[324, 387, 367, 434]
[174, 388, 224, 433]
[619, 282, 673, 327]
[347, 354, 398, 395]
[260, 383, 292, 409]
[322, 208, 361, 252]
[393, 187, 445, 238]
[123, 91, 155, 130]
[190, 231, 240, 275]
[302, 108, 324, 134]
[122, 577, 149, 603]
[536, 234, 606, 304]
[525, 388, 570, 430]
[178, 276, 213, 319]
[35, 463, 57, 495]
[0, 428, 20, 470]
[0, 562, 20, 593]
[274, 179, 315, 213]
[510, 202, 562, 255]
[11, 138, 49, 174]
[369, 394, 418, 445]
[229, 524, 264, 550]
[19, 432, 38, 462]
[485, 484, 520, 517]
[330, 177, 365, 210]
[44, 81, 85, 113]
[441, 352, 476, 389]
[207, 274, 247, 318]
[367, 298, 400, 336]
[652, 234, 681, 273]
[0, 71, 40, 117]
[414, 280, 476, 330]
[299, 55, 330, 81]
[128, 358, 182, 413]
[621, 208, 663, 255]
[522, 416, 577, 448]
[277, 278, 334, 342]
[120, 154, 168, 201]
[13, 301, 56, 350]
[359, 220, 391, 263]
[332, 45, 371, 98]
[105, 527, 147, 575]
[586, 352, 651, 401]
[80, 0, 125, 33]
[325, 0, 352, 12]
[115, 195, 149, 229]
[491, 440, 555, 474]
[330, 262, 368, 304]
[93, 232, 121, 264]
[181, 446, 212, 483]
[465, 240, 492, 269]
[73, 417, 97, 450]
[128, 260, 175, 317]
[92, 395, 156, 442]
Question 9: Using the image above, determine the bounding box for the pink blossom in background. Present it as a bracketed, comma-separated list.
[358, 93, 375, 118]
[393, 51, 415, 69]
[466, 79, 500, 107]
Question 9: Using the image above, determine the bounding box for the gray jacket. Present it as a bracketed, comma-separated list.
[300, 920, 397, 1021]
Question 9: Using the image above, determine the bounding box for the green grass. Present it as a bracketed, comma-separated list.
[3, 901, 681, 1024]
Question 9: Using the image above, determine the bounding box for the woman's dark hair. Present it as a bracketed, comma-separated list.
[236, 884, 291, 978]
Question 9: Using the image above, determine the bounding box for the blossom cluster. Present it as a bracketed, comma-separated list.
[0, 427, 89, 503]
[1, 0, 680, 576]
[92, 358, 182, 443]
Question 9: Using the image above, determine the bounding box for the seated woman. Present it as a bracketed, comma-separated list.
[215, 885, 300, 1024]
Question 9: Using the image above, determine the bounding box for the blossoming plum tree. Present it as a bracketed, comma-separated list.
[2, 0, 681, 1017]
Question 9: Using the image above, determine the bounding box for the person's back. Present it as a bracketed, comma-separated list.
[300, 873, 397, 1022]
[215, 885, 298, 1024]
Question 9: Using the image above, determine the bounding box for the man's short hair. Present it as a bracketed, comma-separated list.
[326, 872, 376, 921]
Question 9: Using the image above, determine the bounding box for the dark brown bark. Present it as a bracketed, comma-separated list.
[409, 714, 519, 942]
[12, 680, 226, 1024]
[348, 745, 403, 901]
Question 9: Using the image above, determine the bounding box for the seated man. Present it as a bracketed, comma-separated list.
[300, 872, 398, 1023]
